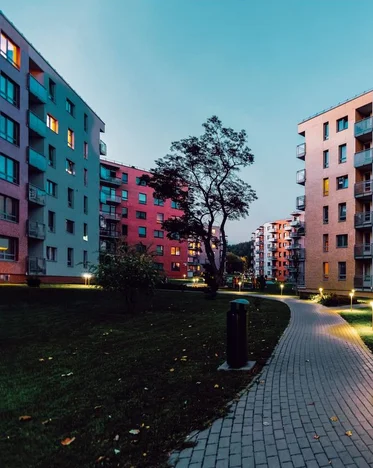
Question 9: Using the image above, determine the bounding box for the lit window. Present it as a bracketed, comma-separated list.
[337, 175, 348, 190]
[0, 33, 20, 68]
[67, 248, 74, 267]
[66, 99, 75, 116]
[323, 262, 329, 280]
[66, 159, 75, 175]
[138, 226, 147, 238]
[157, 213, 164, 224]
[83, 223, 88, 241]
[67, 128, 74, 149]
[0, 72, 19, 107]
[171, 247, 181, 256]
[323, 178, 329, 196]
[46, 114, 58, 133]
[337, 117, 348, 132]
[171, 262, 181, 271]
[156, 245, 164, 256]
[139, 193, 147, 204]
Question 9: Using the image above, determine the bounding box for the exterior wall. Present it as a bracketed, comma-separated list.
[99, 159, 188, 279]
[298, 91, 373, 293]
[0, 11, 105, 282]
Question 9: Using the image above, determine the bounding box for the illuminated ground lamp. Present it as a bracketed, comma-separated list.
[280, 284, 284, 296]
[82, 272, 92, 286]
[319, 287, 323, 298]
[349, 291, 354, 312]
[238, 281, 242, 292]
[183, 274, 186, 279]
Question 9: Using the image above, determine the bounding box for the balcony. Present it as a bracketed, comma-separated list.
[296, 143, 306, 160]
[100, 175, 121, 186]
[28, 147, 47, 172]
[284, 225, 292, 231]
[354, 211, 373, 229]
[354, 148, 373, 170]
[100, 229, 120, 238]
[28, 74, 47, 103]
[289, 249, 306, 261]
[27, 221, 46, 240]
[28, 111, 46, 138]
[100, 193, 121, 204]
[354, 180, 372, 200]
[296, 195, 305, 211]
[268, 246, 278, 252]
[268, 237, 277, 242]
[354, 275, 373, 290]
[286, 243, 302, 250]
[28, 256, 46, 275]
[100, 211, 121, 222]
[268, 227, 277, 233]
[354, 244, 373, 259]
[28, 184, 46, 206]
[290, 219, 302, 227]
[290, 223, 305, 238]
[296, 169, 306, 185]
[284, 234, 291, 241]
[99, 140, 107, 156]
[355, 116, 373, 141]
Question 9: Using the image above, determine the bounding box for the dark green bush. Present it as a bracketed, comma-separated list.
[26, 277, 41, 288]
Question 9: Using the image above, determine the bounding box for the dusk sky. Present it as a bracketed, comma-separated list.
[5, 0, 373, 243]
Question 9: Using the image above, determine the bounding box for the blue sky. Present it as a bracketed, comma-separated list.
[5, 0, 373, 243]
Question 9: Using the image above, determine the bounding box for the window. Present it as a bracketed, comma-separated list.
[66, 219, 75, 234]
[46, 246, 57, 262]
[83, 142, 88, 159]
[67, 129, 74, 149]
[0, 194, 18, 222]
[136, 211, 147, 220]
[323, 122, 329, 141]
[0, 33, 20, 68]
[336, 234, 348, 248]
[122, 173, 128, 183]
[84, 169, 88, 186]
[338, 202, 346, 222]
[154, 230, 164, 238]
[171, 247, 181, 256]
[84, 113, 88, 132]
[337, 175, 348, 190]
[84, 196, 88, 214]
[122, 224, 128, 236]
[339, 144, 347, 164]
[66, 159, 75, 175]
[323, 234, 329, 252]
[0, 153, 18, 184]
[323, 262, 329, 280]
[0, 236, 17, 261]
[67, 188, 74, 208]
[323, 150, 329, 169]
[0, 113, 19, 145]
[139, 193, 147, 205]
[136, 176, 147, 186]
[48, 145, 56, 168]
[0, 72, 19, 107]
[171, 262, 181, 271]
[46, 180, 57, 197]
[83, 250, 88, 269]
[156, 245, 164, 256]
[67, 248, 74, 267]
[122, 190, 128, 201]
[337, 116, 348, 132]
[46, 114, 58, 133]
[48, 211, 55, 232]
[154, 262, 164, 271]
[323, 206, 329, 224]
[171, 200, 180, 209]
[66, 99, 75, 116]
[338, 262, 346, 281]
[138, 226, 147, 238]
[83, 223, 88, 241]
[122, 207, 128, 218]
[157, 213, 164, 224]
[154, 198, 164, 206]
[323, 178, 329, 196]
[48, 79, 56, 101]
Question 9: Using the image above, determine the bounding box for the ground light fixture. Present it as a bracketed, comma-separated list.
[82, 273, 92, 286]
[238, 281, 242, 292]
[349, 291, 354, 312]
[319, 287, 323, 298]
[280, 284, 284, 296]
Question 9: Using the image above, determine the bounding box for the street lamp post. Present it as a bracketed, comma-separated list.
[319, 287, 323, 298]
[280, 284, 284, 296]
[238, 281, 242, 293]
[349, 292, 354, 312]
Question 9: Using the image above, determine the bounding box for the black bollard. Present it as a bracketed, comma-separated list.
[227, 299, 249, 368]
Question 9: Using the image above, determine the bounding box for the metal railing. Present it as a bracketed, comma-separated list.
[354, 211, 373, 228]
[100, 211, 121, 221]
[28, 256, 46, 275]
[27, 221, 46, 239]
[296, 195, 305, 211]
[354, 244, 373, 258]
[354, 180, 372, 198]
[99, 229, 120, 238]
[354, 148, 373, 168]
[354, 275, 373, 289]
[28, 184, 46, 205]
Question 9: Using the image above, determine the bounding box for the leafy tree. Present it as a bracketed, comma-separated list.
[227, 241, 253, 269]
[92, 244, 160, 305]
[226, 252, 244, 273]
[146, 116, 257, 292]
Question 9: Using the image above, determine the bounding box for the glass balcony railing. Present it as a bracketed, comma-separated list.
[28, 147, 47, 172]
[28, 74, 47, 103]
[27, 221, 46, 240]
[27, 256, 46, 275]
[100, 140, 107, 156]
[296, 169, 306, 185]
[28, 183, 46, 206]
[355, 117, 373, 138]
[354, 244, 373, 259]
[354, 148, 373, 168]
[354, 275, 373, 290]
[28, 111, 46, 138]
[296, 195, 305, 211]
[354, 211, 373, 228]
[296, 143, 306, 160]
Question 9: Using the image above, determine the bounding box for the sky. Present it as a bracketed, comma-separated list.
[4, 0, 373, 243]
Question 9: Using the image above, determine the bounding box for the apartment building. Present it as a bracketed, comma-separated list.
[297, 90, 373, 293]
[99, 158, 188, 279]
[0, 11, 105, 282]
[187, 226, 222, 277]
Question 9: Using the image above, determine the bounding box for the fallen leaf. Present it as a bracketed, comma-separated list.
[169, 368, 175, 372]
[263, 422, 270, 426]
[143, 453, 147, 457]
[196, 381, 201, 385]
[141, 423, 145, 428]
[96, 456, 105, 463]
[305, 359, 310, 362]
[345, 430, 353, 437]
[259, 380, 265, 385]
[146, 426, 150, 429]
[129, 429, 140, 435]
[42, 418, 52, 425]
[19, 415, 32, 422]
[48, 357, 53, 360]
[313, 434, 320, 440]
[61, 437, 76, 446]
[66, 372, 74, 376]
[39, 358, 45, 362]
[330, 416, 338, 422]
[114, 449, 120, 455]
[94, 405, 102, 410]
[114, 434, 119, 441]
[144, 387, 148, 391]
[104, 352, 110, 355]
[214, 384, 219, 389]
[307, 402, 315, 406]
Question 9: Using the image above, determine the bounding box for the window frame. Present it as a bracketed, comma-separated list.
[67, 128, 75, 149]
[138, 193, 147, 205]
[0, 153, 19, 184]
[0, 72, 20, 107]
[46, 113, 58, 133]
[0, 112, 19, 145]
[0, 193, 18, 223]
[338, 261, 346, 281]
[323, 178, 329, 196]
[338, 202, 347, 222]
[46, 246, 57, 262]
[323, 150, 329, 169]
[336, 116, 348, 132]
[0, 33, 20, 69]
[337, 175, 348, 190]
[336, 234, 348, 248]
[338, 144, 347, 164]
[66, 219, 75, 234]
[138, 226, 147, 238]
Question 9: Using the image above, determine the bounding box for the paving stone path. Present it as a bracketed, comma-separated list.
[169, 297, 373, 468]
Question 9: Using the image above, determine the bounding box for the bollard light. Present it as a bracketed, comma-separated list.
[238, 281, 242, 293]
[349, 292, 354, 312]
[319, 287, 323, 298]
[280, 284, 284, 296]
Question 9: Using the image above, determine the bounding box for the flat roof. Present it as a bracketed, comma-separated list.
[0, 10, 105, 127]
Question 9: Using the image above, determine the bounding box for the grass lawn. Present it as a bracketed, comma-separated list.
[339, 308, 373, 352]
[0, 288, 290, 468]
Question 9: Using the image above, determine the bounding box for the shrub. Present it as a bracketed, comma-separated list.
[312, 292, 358, 307]
[26, 277, 41, 288]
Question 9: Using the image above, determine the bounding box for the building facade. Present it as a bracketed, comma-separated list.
[99, 158, 188, 279]
[0, 11, 105, 283]
[187, 226, 222, 277]
[297, 91, 373, 293]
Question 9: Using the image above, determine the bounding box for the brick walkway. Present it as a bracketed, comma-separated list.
[169, 298, 373, 468]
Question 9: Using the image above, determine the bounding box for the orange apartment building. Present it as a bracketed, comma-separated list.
[297, 90, 373, 294]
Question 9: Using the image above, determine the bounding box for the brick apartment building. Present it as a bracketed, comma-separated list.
[297, 90, 373, 294]
[0, 11, 105, 283]
[99, 158, 188, 279]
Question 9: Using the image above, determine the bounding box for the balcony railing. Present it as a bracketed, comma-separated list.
[354, 148, 373, 169]
[100, 211, 121, 221]
[354, 275, 373, 290]
[354, 211, 373, 228]
[27, 221, 46, 240]
[28, 184, 46, 206]
[28, 111, 46, 138]
[99, 140, 107, 156]
[284, 225, 292, 231]
[28, 256, 46, 275]
[268, 246, 277, 252]
[296, 195, 305, 211]
[100, 175, 121, 186]
[296, 143, 306, 160]
[355, 116, 373, 139]
[288, 243, 302, 250]
[354, 180, 372, 199]
[28, 147, 47, 172]
[100, 193, 121, 204]
[28, 74, 47, 103]
[354, 244, 373, 259]
[296, 169, 306, 185]
[100, 229, 120, 238]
